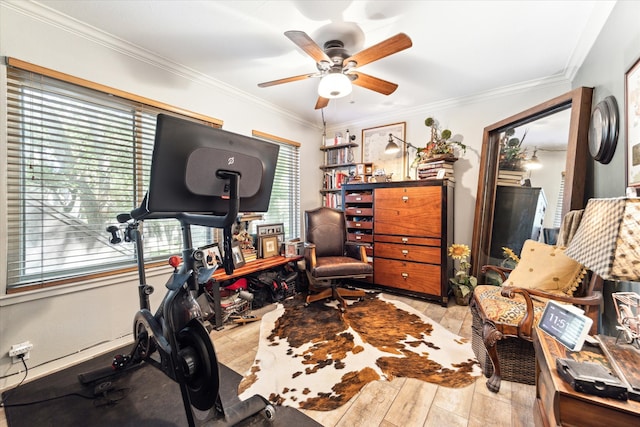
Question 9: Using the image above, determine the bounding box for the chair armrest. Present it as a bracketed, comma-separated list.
[345, 242, 368, 262]
[304, 244, 317, 270]
[482, 265, 512, 281]
[500, 286, 603, 338]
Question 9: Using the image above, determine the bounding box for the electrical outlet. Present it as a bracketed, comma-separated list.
[9, 341, 33, 363]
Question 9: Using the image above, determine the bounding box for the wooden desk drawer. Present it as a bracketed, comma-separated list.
[348, 233, 373, 243]
[347, 220, 373, 230]
[374, 186, 442, 236]
[345, 207, 373, 216]
[375, 242, 440, 263]
[374, 258, 441, 295]
[374, 234, 440, 247]
[345, 194, 373, 204]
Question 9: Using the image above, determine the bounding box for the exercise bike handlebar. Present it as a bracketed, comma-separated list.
[117, 171, 240, 229]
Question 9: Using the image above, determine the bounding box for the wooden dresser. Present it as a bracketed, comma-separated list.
[342, 180, 454, 305]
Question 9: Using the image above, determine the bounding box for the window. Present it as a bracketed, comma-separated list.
[252, 131, 301, 241]
[5, 61, 301, 292]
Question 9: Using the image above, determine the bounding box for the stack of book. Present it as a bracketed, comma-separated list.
[497, 169, 527, 186]
[417, 160, 455, 181]
[242, 248, 257, 262]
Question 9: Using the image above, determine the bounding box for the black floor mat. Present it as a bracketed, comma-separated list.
[2, 346, 320, 427]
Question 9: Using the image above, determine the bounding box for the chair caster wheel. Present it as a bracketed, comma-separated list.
[304, 302, 309, 307]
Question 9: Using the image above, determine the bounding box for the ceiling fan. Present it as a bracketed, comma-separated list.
[258, 30, 412, 109]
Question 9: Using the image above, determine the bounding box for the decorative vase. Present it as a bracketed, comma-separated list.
[452, 286, 472, 306]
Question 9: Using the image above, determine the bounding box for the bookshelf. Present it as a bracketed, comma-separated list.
[320, 141, 357, 209]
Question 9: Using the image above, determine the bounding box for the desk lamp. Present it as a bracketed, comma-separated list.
[385, 133, 419, 180]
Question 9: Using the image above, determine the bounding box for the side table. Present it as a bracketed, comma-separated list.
[533, 327, 640, 426]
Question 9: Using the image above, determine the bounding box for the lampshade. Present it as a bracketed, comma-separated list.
[525, 149, 543, 170]
[564, 197, 640, 281]
[317, 73, 352, 99]
[385, 140, 400, 154]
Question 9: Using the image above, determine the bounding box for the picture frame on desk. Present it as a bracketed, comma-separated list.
[231, 243, 245, 268]
[261, 235, 279, 258]
[199, 242, 222, 267]
[256, 223, 284, 237]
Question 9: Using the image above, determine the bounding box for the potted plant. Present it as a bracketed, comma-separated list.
[499, 128, 528, 170]
[447, 243, 477, 305]
[416, 117, 467, 163]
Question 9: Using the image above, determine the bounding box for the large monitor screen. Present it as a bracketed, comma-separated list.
[146, 114, 279, 214]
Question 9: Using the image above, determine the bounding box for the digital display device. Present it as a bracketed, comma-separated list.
[538, 300, 593, 352]
[146, 114, 279, 214]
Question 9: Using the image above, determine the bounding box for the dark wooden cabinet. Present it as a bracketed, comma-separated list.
[342, 180, 454, 305]
[490, 185, 546, 261]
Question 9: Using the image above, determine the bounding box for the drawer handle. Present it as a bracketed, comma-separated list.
[402, 196, 409, 202]
[401, 273, 409, 279]
[356, 197, 362, 201]
[401, 237, 409, 243]
[355, 236, 362, 240]
[355, 223, 361, 227]
[356, 210, 362, 214]
[401, 249, 409, 256]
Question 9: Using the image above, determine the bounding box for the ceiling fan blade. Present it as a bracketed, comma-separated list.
[258, 73, 319, 88]
[285, 30, 332, 64]
[315, 97, 329, 110]
[344, 33, 412, 68]
[350, 72, 398, 95]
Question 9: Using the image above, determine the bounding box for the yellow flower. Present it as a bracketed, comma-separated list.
[502, 247, 520, 263]
[448, 244, 470, 260]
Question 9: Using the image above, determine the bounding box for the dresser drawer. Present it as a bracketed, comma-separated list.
[374, 234, 440, 247]
[374, 186, 442, 236]
[345, 206, 374, 216]
[374, 242, 440, 264]
[374, 258, 441, 295]
[347, 220, 373, 230]
[348, 232, 373, 243]
[345, 193, 373, 204]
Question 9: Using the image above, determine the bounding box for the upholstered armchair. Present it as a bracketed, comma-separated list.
[470, 210, 603, 393]
[304, 207, 373, 310]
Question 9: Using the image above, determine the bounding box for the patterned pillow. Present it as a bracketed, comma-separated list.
[504, 240, 586, 296]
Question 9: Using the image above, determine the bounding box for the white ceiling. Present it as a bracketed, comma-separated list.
[33, 0, 614, 127]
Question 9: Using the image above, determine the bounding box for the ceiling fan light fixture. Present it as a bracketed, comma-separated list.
[318, 73, 352, 99]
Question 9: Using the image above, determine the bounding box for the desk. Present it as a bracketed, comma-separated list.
[209, 255, 303, 329]
[533, 327, 640, 426]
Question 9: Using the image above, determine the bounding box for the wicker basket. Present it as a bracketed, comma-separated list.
[470, 303, 536, 385]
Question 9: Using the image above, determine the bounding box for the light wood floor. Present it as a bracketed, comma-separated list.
[0, 292, 536, 427]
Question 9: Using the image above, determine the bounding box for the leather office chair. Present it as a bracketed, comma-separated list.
[304, 207, 373, 310]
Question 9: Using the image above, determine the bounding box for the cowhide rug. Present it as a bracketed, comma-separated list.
[238, 292, 481, 411]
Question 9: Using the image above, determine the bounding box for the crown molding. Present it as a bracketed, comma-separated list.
[4, 0, 317, 129]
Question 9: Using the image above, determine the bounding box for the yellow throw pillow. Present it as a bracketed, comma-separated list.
[504, 240, 586, 296]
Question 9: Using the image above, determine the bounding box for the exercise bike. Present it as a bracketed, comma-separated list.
[80, 171, 275, 426]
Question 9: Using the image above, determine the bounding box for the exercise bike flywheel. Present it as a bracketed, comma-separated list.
[177, 320, 220, 411]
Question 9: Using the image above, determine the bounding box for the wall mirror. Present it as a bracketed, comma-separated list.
[471, 87, 593, 279]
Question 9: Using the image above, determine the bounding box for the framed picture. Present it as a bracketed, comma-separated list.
[231, 243, 245, 268]
[199, 243, 222, 267]
[362, 122, 406, 180]
[626, 56, 640, 187]
[261, 235, 279, 258]
[256, 223, 284, 237]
